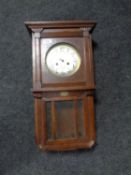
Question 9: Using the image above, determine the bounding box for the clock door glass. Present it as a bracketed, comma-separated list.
[46, 43, 81, 77]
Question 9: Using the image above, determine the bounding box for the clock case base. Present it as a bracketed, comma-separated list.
[25, 21, 96, 151]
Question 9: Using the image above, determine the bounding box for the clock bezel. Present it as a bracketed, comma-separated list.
[45, 42, 82, 77]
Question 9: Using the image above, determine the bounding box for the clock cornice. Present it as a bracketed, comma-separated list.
[25, 20, 96, 32]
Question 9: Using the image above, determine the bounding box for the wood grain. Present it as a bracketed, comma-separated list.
[25, 20, 96, 151]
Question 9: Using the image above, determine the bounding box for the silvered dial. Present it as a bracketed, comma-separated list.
[46, 43, 81, 77]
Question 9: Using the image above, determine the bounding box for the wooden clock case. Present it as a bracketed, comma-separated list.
[25, 21, 96, 151]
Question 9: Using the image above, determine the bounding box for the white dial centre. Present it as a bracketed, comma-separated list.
[46, 43, 81, 77]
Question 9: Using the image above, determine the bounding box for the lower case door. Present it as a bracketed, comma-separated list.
[35, 95, 96, 151]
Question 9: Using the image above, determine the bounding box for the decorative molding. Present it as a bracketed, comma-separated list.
[25, 20, 96, 32]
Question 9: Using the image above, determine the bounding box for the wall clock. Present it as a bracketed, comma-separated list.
[25, 20, 96, 151]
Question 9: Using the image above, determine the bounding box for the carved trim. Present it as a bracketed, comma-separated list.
[25, 20, 96, 32]
[81, 27, 90, 36]
[32, 31, 41, 89]
[32, 28, 43, 33]
[33, 92, 43, 98]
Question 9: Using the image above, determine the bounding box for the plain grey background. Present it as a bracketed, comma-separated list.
[0, 0, 130, 175]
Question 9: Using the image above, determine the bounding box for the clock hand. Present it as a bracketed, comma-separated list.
[59, 58, 64, 62]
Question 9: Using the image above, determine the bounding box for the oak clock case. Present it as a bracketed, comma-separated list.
[25, 21, 96, 151]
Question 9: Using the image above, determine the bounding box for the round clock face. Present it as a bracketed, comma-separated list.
[46, 43, 81, 77]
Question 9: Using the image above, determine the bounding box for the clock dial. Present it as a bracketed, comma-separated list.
[46, 43, 81, 77]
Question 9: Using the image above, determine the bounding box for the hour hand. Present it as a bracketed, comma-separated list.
[59, 58, 64, 62]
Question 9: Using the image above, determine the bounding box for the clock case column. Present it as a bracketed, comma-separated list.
[25, 21, 96, 151]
